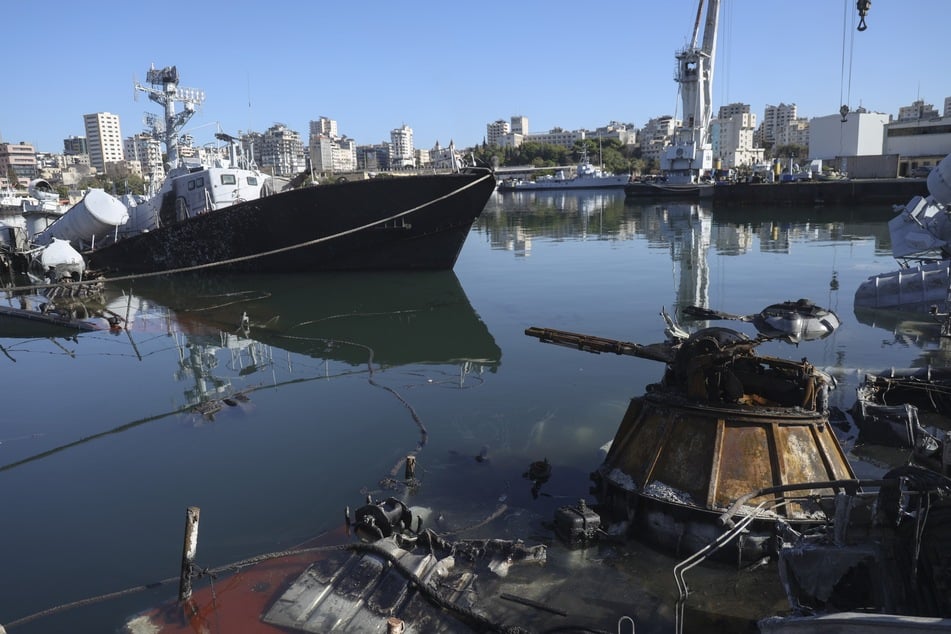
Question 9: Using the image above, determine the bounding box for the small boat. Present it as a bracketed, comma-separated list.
[854, 151, 951, 312]
[55, 65, 496, 276]
[497, 149, 629, 191]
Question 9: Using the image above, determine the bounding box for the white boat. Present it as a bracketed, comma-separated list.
[0, 185, 25, 210]
[497, 150, 629, 191]
[854, 151, 951, 311]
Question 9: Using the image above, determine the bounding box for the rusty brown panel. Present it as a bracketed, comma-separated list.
[605, 400, 669, 487]
[713, 424, 775, 509]
[706, 418, 726, 508]
[649, 414, 716, 505]
[604, 398, 645, 464]
[777, 424, 836, 485]
[813, 423, 856, 481]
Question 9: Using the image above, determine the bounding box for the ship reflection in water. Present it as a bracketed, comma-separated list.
[129, 271, 501, 407]
[5, 194, 950, 633]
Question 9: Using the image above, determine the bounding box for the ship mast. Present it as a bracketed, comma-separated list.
[135, 65, 205, 172]
[661, 0, 719, 184]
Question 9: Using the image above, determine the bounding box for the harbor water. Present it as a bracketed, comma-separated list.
[0, 189, 937, 632]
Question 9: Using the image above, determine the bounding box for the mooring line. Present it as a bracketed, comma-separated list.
[2, 171, 493, 294]
[274, 332, 429, 456]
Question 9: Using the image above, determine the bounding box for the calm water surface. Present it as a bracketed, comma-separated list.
[1, 189, 938, 632]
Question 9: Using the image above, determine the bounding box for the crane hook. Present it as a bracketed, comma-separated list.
[856, 0, 871, 31]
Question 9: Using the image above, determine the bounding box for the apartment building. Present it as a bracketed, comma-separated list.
[123, 133, 165, 179]
[390, 125, 415, 169]
[898, 99, 940, 122]
[486, 119, 509, 146]
[715, 111, 762, 168]
[524, 127, 586, 149]
[356, 144, 389, 171]
[311, 135, 357, 174]
[258, 123, 307, 176]
[308, 117, 357, 175]
[638, 116, 679, 164]
[759, 103, 797, 148]
[779, 118, 810, 147]
[0, 142, 37, 186]
[63, 135, 87, 156]
[83, 112, 124, 171]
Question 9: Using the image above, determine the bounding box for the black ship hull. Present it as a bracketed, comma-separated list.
[85, 168, 496, 274]
[624, 181, 711, 199]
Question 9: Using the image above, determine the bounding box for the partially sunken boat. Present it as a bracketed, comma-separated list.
[526, 314, 855, 564]
[47, 65, 496, 276]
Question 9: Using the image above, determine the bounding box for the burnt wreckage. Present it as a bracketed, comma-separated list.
[527, 312, 951, 624]
[527, 315, 853, 563]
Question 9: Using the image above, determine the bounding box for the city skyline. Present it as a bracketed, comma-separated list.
[3, 0, 948, 154]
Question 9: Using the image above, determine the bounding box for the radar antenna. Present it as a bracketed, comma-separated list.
[134, 64, 205, 169]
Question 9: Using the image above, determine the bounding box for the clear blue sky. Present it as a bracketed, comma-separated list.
[4, 0, 947, 153]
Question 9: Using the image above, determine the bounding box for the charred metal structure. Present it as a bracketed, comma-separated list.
[526, 322, 855, 564]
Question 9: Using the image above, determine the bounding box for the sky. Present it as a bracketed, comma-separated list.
[4, 0, 948, 154]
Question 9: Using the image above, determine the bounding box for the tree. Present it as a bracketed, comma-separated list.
[773, 144, 807, 160]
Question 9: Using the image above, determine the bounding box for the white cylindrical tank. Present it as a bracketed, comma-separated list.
[40, 237, 85, 278]
[35, 188, 129, 247]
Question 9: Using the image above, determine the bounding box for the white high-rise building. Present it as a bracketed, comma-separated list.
[715, 112, 761, 168]
[760, 103, 797, 148]
[259, 123, 306, 176]
[779, 119, 810, 148]
[123, 133, 165, 179]
[897, 100, 940, 122]
[390, 124, 414, 169]
[310, 117, 338, 139]
[510, 115, 528, 136]
[486, 119, 509, 146]
[307, 117, 357, 175]
[83, 112, 124, 171]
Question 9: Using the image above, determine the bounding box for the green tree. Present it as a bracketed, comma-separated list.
[773, 144, 807, 160]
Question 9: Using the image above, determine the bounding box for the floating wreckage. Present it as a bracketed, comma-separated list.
[526, 310, 855, 564]
[854, 151, 951, 312]
[683, 299, 841, 343]
[761, 464, 951, 632]
[851, 366, 951, 475]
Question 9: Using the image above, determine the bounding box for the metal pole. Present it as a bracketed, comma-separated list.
[178, 506, 201, 602]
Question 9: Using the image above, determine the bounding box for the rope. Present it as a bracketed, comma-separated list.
[273, 332, 429, 455]
[2, 171, 493, 294]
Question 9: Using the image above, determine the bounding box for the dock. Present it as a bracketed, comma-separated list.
[711, 178, 929, 207]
